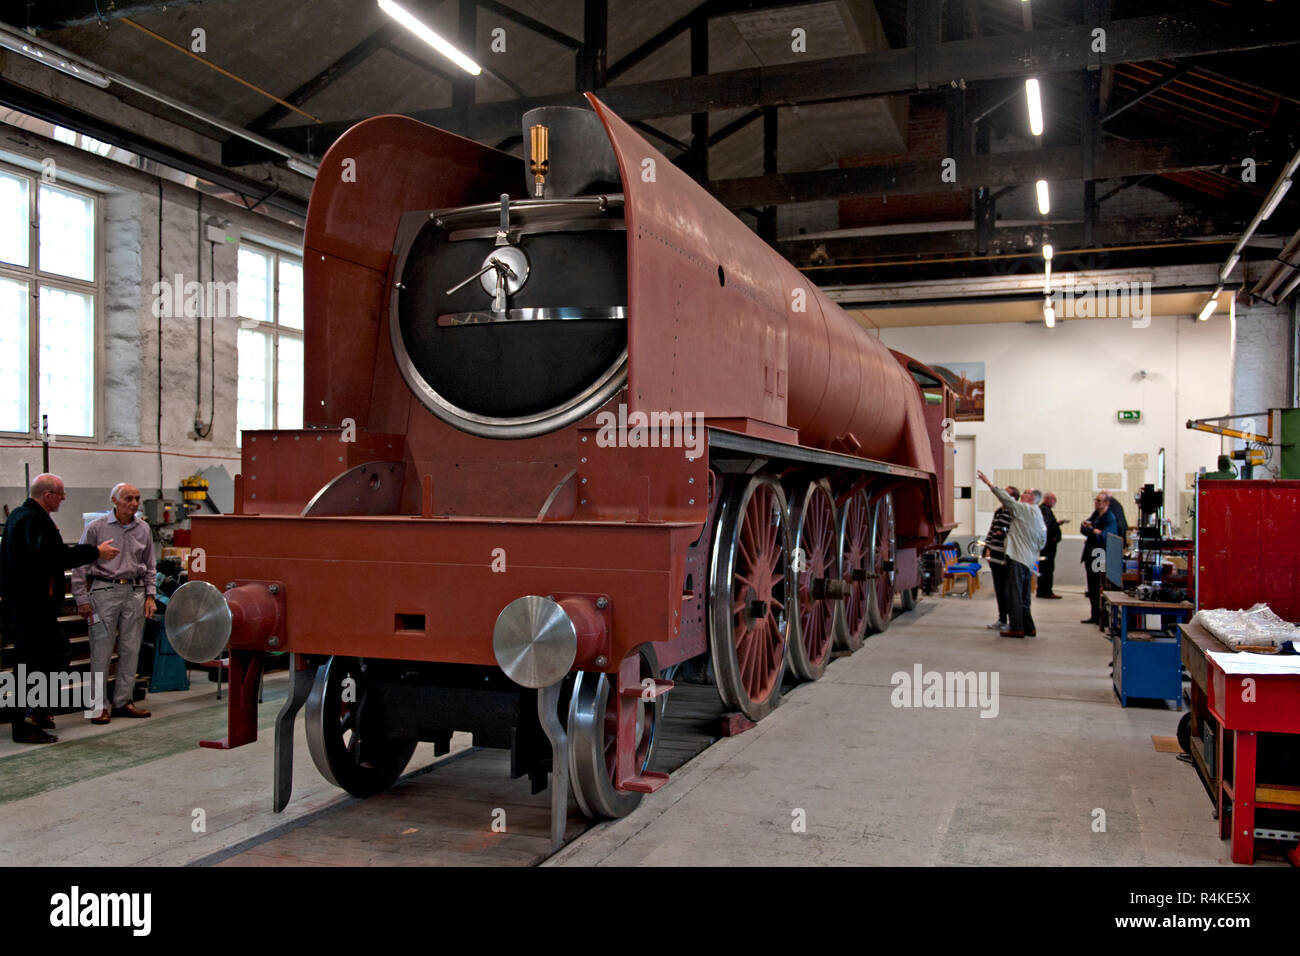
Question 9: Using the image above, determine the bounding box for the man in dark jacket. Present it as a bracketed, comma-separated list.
[1037, 492, 1065, 598]
[1079, 493, 1119, 625]
[1, 474, 118, 743]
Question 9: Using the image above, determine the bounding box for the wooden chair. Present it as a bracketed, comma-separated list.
[941, 544, 981, 597]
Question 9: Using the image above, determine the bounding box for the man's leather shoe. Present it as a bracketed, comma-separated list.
[1025, 630, 1037, 637]
[111, 703, 151, 718]
[1000, 630, 1025, 638]
[90, 709, 111, 725]
[12, 721, 57, 744]
[1041, 594, 1063, 599]
[33, 714, 55, 729]
[1081, 618, 1098, 624]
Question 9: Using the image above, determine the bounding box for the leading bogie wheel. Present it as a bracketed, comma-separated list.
[835, 488, 871, 652]
[866, 493, 897, 634]
[305, 656, 417, 798]
[787, 479, 839, 681]
[708, 475, 793, 721]
[568, 644, 663, 819]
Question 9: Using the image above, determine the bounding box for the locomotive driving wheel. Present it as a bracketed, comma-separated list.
[305, 656, 417, 798]
[787, 479, 839, 681]
[835, 488, 871, 652]
[709, 475, 793, 721]
[568, 644, 663, 819]
[866, 493, 897, 634]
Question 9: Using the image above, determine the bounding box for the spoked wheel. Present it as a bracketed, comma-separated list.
[867, 493, 897, 633]
[835, 488, 871, 652]
[305, 656, 417, 798]
[709, 475, 793, 721]
[568, 645, 663, 819]
[787, 479, 839, 681]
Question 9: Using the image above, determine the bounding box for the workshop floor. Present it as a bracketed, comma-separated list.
[0, 583, 1273, 867]
[552, 584, 1267, 867]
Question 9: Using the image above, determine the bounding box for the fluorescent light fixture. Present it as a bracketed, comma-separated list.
[1218, 253, 1239, 282]
[0, 30, 110, 88]
[1035, 180, 1050, 215]
[378, 0, 482, 75]
[1043, 259, 1052, 294]
[1229, 289, 1236, 323]
[1043, 299, 1055, 328]
[1042, 243, 1053, 261]
[1260, 178, 1292, 221]
[285, 158, 319, 179]
[1197, 292, 1219, 322]
[1025, 78, 1044, 137]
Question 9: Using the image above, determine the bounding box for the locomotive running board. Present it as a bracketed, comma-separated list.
[707, 428, 931, 481]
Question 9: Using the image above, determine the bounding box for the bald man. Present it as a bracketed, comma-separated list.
[72, 483, 156, 723]
[1, 474, 119, 743]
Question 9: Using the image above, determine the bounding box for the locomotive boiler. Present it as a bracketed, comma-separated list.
[165, 95, 955, 846]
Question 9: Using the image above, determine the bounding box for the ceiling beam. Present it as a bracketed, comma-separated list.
[250, 12, 1300, 160]
[0, 77, 308, 218]
[708, 135, 1287, 208]
[245, 24, 400, 133]
[10, 0, 209, 31]
[1101, 62, 1194, 124]
[778, 214, 1247, 265]
[476, 0, 580, 50]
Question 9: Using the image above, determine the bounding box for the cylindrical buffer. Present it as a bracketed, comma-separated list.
[226, 583, 283, 649]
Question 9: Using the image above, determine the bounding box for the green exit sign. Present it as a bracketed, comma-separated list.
[1118, 410, 1141, 422]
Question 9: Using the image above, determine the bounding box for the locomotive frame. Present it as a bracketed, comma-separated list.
[165, 95, 956, 848]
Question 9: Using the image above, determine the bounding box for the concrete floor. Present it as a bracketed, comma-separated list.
[0, 584, 1262, 866]
[551, 584, 1249, 867]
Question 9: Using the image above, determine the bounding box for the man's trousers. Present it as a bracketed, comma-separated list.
[1037, 541, 1058, 597]
[88, 581, 145, 709]
[1007, 560, 1036, 635]
[990, 559, 1010, 621]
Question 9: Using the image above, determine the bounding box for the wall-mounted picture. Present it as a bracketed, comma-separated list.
[930, 362, 985, 421]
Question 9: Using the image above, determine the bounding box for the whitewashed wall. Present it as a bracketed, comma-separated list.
[0, 125, 303, 539]
[880, 312, 1237, 542]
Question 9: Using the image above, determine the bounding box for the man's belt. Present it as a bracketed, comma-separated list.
[89, 575, 141, 585]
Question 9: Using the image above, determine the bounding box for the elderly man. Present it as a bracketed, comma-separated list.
[1080, 492, 1119, 624]
[72, 483, 156, 723]
[1, 474, 118, 743]
[1037, 492, 1065, 599]
[977, 471, 1046, 638]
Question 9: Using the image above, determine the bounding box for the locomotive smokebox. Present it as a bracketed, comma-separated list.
[389, 105, 629, 439]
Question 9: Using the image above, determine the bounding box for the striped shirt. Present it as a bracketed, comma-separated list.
[985, 507, 1012, 565]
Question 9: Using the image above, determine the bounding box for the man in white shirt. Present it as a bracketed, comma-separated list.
[977, 471, 1046, 638]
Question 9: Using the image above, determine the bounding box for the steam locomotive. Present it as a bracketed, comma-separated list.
[165, 95, 955, 845]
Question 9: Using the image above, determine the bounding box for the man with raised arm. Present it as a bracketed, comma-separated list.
[976, 471, 1046, 638]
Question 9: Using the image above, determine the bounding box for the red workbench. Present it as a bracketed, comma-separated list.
[1185, 619, 1300, 864]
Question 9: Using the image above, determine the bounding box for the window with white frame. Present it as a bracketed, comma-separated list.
[237, 242, 304, 436]
[0, 164, 99, 439]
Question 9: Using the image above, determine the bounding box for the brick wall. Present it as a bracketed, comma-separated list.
[839, 102, 969, 228]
